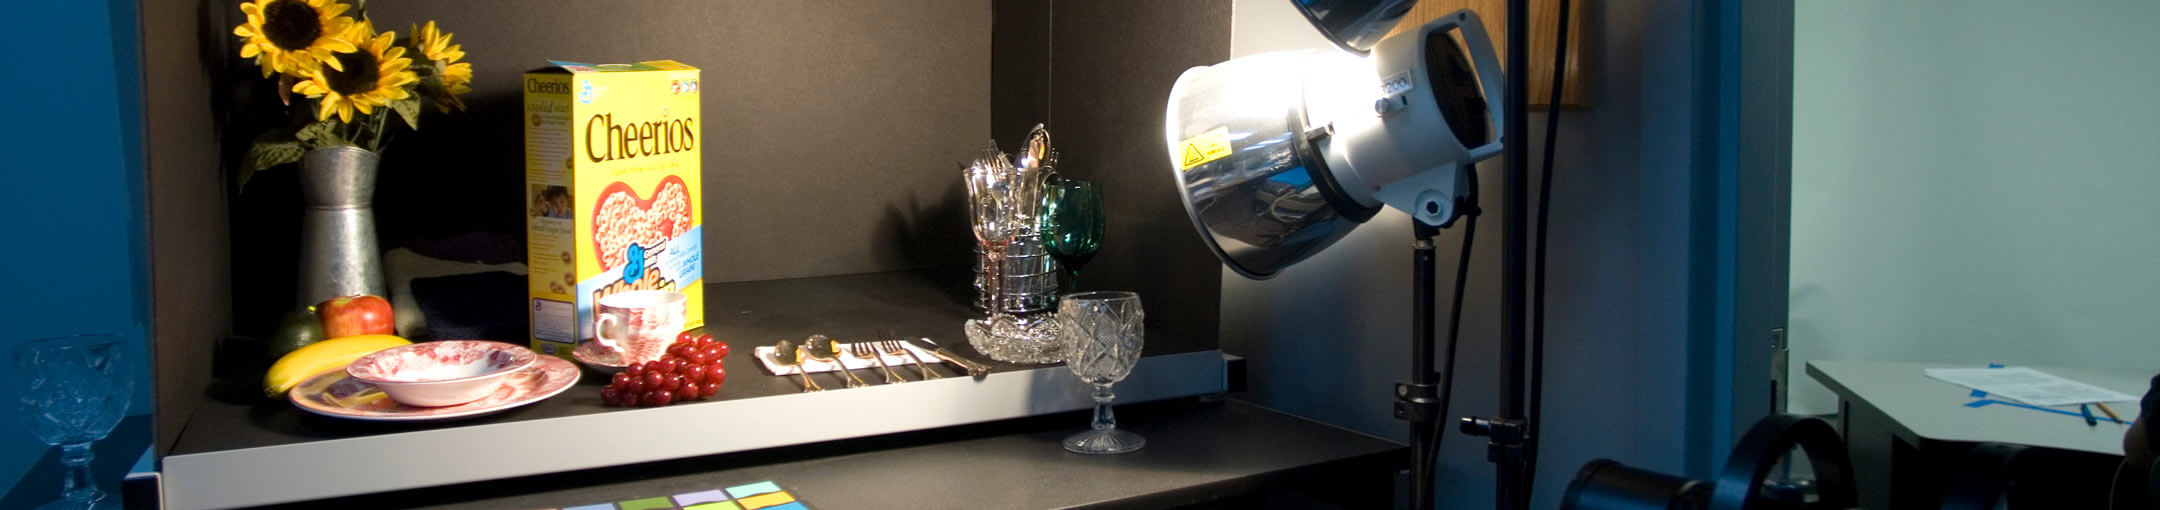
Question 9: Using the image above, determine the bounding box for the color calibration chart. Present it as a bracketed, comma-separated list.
[556, 480, 806, 510]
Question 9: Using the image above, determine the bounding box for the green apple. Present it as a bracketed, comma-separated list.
[268, 307, 328, 359]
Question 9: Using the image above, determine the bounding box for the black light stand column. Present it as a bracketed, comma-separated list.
[1402, 220, 1444, 510]
[1461, 0, 1535, 509]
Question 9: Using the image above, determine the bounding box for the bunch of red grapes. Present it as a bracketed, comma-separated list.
[602, 332, 730, 407]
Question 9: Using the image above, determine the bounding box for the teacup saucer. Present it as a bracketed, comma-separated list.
[572, 340, 628, 373]
[289, 356, 580, 422]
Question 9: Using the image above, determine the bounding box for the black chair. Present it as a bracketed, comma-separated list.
[1942, 442, 2147, 509]
[2147, 457, 2158, 510]
[1563, 414, 1856, 510]
[1938, 442, 2030, 510]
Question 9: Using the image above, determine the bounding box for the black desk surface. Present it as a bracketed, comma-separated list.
[277, 398, 1405, 509]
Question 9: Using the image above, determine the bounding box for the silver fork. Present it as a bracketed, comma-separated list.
[851, 342, 904, 384]
[881, 340, 940, 380]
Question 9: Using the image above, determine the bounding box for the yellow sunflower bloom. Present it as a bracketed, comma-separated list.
[293, 22, 417, 122]
[410, 21, 465, 63]
[411, 21, 473, 112]
[434, 61, 474, 112]
[233, 0, 358, 78]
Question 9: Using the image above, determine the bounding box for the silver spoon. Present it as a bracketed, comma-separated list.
[1022, 124, 1052, 170]
[774, 339, 822, 392]
[805, 335, 867, 388]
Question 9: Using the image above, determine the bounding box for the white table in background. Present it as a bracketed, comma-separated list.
[1807, 360, 2148, 508]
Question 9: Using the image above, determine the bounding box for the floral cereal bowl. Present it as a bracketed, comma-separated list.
[347, 340, 538, 407]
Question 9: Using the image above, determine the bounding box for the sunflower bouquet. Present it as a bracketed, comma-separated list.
[231, 0, 472, 189]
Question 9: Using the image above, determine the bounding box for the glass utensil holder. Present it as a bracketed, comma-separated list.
[974, 231, 1061, 313]
[966, 229, 1063, 363]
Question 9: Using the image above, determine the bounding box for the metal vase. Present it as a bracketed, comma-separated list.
[296, 146, 388, 307]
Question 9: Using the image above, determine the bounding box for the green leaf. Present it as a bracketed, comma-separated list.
[392, 96, 422, 131]
[239, 135, 306, 192]
[295, 120, 347, 147]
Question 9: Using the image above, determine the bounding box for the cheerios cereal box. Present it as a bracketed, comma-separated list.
[525, 60, 703, 358]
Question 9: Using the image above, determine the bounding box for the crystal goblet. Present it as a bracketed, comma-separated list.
[13, 334, 133, 509]
[1056, 291, 1145, 454]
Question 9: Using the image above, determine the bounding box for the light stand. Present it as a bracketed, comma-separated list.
[1458, 2, 1537, 509]
[1402, 189, 1479, 510]
[1160, 3, 1530, 508]
[1404, 218, 1444, 510]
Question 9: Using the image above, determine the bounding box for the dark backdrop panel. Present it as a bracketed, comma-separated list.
[992, 0, 1231, 349]
[361, 0, 990, 282]
[219, 1, 992, 336]
[990, 0, 1049, 148]
[208, 0, 1226, 357]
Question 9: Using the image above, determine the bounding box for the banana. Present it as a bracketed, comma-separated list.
[264, 334, 411, 397]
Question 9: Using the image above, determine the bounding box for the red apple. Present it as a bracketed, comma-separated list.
[318, 294, 395, 337]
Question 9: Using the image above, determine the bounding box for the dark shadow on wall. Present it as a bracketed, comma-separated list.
[375, 87, 527, 249]
[874, 178, 976, 305]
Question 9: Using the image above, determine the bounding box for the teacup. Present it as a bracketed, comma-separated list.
[593, 290, 688, 365]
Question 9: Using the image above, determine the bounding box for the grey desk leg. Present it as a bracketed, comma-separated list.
[1842, 398, 1897, 510]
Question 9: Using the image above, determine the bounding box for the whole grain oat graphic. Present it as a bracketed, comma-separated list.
[591, 175, 693, 271]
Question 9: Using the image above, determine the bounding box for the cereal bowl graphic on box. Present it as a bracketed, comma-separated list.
[525, 60, 704, 357]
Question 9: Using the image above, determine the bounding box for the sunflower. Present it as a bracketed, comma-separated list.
[233, 0, 358, 78]
[410, 21, 472, 112]
[293, 22, 417, 122]
[409, 21, 464, 63]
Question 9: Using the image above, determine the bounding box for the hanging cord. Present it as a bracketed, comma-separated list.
[1425, 165, 1482, 477]
[1525, 0, 1574, 496]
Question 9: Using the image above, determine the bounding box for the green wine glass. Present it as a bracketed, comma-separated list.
[1040, 180, 1104, 294]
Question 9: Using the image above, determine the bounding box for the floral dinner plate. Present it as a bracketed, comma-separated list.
[289, 355, 580, 422]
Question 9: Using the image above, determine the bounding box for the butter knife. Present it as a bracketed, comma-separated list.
[906, 337, 991, 377]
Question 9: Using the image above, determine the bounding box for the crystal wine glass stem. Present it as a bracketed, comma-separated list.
[1060, 262, 1079, 295]
[59, 442, 99, 503]
[1090, 383, 1117, 430]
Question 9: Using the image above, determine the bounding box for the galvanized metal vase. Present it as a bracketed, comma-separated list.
[296, 146, 388, 307]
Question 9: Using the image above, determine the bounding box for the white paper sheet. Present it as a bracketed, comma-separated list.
[1924, 367, 2141, 407]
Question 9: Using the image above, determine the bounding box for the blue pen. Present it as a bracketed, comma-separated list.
[2080, 404, 2098, 426]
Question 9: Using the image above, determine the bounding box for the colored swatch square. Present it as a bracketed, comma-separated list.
[562, 504, 616, 510]
[737, 491, 796, 509]
[725, 481, 783, 499]
[619, 496, 677, 510]
[684, 502, 741, 510]
[674, 489, 732, 506]
[759, 502, 808, 510]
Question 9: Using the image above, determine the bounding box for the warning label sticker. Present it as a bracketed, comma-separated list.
[1176, 127, 1234, 171]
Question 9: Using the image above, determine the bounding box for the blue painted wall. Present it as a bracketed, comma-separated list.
[0, 0, 153, 494]
[1789, 0, 2160, 415]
